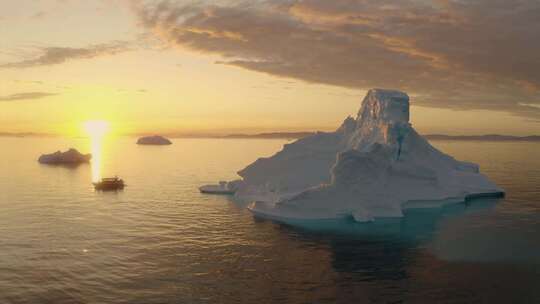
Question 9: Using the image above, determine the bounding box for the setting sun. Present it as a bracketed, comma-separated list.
[83, 120, 109, 138]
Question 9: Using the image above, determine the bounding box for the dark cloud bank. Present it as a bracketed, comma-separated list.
[133, 0, 540, 119]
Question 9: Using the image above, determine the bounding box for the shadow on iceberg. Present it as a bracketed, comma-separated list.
[252, 197, 500, 241]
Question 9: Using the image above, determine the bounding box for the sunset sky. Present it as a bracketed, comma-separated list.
[1, 0, 540, 136]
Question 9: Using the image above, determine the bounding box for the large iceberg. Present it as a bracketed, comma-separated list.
[228, 89, 503, 222]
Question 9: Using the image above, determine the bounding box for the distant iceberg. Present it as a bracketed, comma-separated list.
[38, 148, 91, 165]
[218, 89, 503, 222]
[136, 135, 172, 145]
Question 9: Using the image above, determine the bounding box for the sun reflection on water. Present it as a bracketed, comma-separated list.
[83, 121, 109, 183]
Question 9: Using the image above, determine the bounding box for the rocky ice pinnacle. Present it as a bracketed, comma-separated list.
[227, 89, 503, 222]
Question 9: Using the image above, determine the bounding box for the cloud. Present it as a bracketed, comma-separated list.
[132, 0, 540, 119]
[0, 92, 58, 102]
[12, 80, 44, 85]
[31, 11, 46, 19]
[0, 41, 131, 68]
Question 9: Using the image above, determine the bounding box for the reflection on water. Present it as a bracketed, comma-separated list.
[89, 135, 103, 183]
[83, 120, 109, 183]
[0, 138, 539, 303]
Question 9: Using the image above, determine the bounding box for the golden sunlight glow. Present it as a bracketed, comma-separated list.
[84, 120, 110, 138]
[83, 120, 109, 183]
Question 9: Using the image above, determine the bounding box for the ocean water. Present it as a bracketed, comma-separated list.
[0, 137, 539, 303]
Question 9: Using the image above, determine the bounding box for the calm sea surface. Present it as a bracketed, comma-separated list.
[0, 137, 539, 303]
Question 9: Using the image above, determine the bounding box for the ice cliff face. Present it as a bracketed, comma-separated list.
[347, 89, 410, 151]
[233, 89, 503, 222]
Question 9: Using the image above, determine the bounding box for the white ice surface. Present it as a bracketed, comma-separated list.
[223, 89, 503, 222]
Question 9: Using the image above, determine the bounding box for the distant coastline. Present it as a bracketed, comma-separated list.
[179, 132, 540, 141]
[188, 132, 540, 141]
[423, 134, 540, 141]
[0, 132, 56, 138]
[1, 132, 540, 141]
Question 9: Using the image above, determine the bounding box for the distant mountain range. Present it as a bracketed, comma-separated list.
[220, 132, 315, 139]
[212, 132, 540, 141]
[2, 132, 540, 141]
[424, 134, 540, 141]
[0, 132, 54, 137]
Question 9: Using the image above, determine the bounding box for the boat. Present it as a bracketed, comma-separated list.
[199, 181, 236, 195]
[93, 177, 125, 191]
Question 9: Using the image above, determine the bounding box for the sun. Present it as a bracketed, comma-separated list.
[83, 120, 109, 138]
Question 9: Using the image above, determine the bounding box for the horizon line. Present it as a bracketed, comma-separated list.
[1, 131, 540, 141]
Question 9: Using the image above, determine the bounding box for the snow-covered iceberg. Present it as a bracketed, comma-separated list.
[227, 89, 503, 222]
[136, 135, 172, 145]
[38, 148, 91, 165]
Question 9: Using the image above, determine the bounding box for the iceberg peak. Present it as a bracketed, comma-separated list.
[357, 89, 409, 124]
[337, 116, 356, 134]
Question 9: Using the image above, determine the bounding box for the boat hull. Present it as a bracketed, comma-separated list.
[94, 184, 125, 191]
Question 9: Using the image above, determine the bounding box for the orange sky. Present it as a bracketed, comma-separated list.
[1, 0, 540, 136]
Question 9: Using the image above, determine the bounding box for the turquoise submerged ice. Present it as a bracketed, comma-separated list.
[230, 89, 503, 222]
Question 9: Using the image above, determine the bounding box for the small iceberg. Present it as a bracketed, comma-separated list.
[203, 89, 504, 223]
[199, 180, 241, 195]
[136, 135, 172, 145]
[38, 148, 91, 165]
